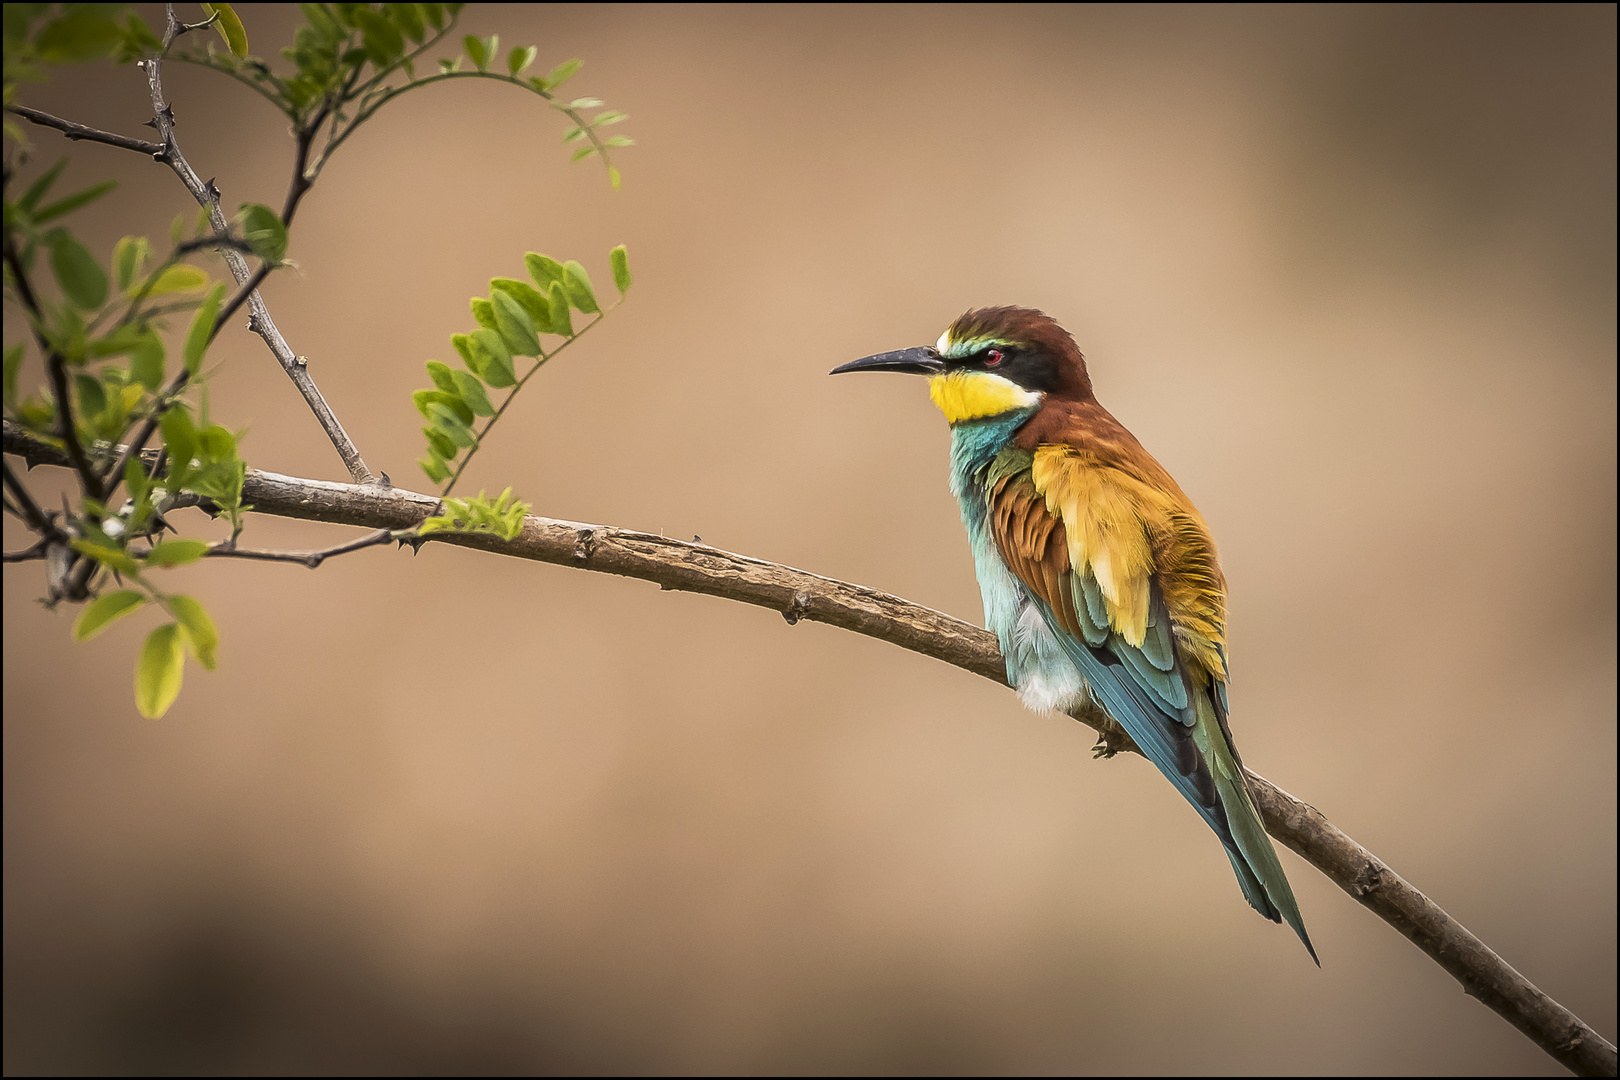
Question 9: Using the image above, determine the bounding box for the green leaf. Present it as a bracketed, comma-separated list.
[146, 539, 211, 568]
[134, 623, 186, 717]
[168, 595, 219, 670]
[604, 135, 635, 147]
[18, 159, 68, 213]
[35, 8, 124, 63]
[547, 281, 573, 336]
[421, 2, 446, 30]
[76, 372, 106, 420]
[50, 236, 108, 309]
[568, 97, 604, 109]
[183, 282, 228, 374]
[525, 252, 564, 289]
[386, 2, 424, 43]
[413, 388, 474, 425]
[73, 589, 145, 642]
[608, 166, 622, 190]
[200, 3, 249, 58]
[299, 2, 342, 41]
[426, 401, 476, 447]
[143, 264, 209, 297]
[490, 289, 541, 355]
[561, 126, 585, 144]
[112, 236, 150, 292]
[70, 539, 142, 577]
[609, 244, 631, 293]
[480, 34, 498, 70]
[544, 58, 582, 88]
[4, 343, 24, 409]
[419, 453, 450, 483]
[423, 425, 456, 460]
[128, 331, 165, 390]
[561, 260, 600, 314]
[450, 332, 479, 375]
[592, 110, 628, 126]
[34, 180, 117, 224]
[355, 8, 404, 66]
[489, 277, 552, 331]
[438, 56, 460, 74]
[468, 329, 515, 387]
[470, 296, 496, 331]
[508, 44, 536, 76]
[462, 33, 485, 70]
[449, 369, 494, 415]
[425, 360, 457, 394]
[571, 145, 596, 163]
[237, 203, 287, 263]
[160, 406, 199, 489]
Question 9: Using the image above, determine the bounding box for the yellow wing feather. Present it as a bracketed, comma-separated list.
[1029, 445, 1227, 679]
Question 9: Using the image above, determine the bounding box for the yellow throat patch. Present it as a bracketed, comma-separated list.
[927, 371, 1043, 425]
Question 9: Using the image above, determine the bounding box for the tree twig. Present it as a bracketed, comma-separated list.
[197, 527, 397, 568]
[3, 417, 1613, 1077]
[4, 104, 165, 157]
[135, 5, 378, 485]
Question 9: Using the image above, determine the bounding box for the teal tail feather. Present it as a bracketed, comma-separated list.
[1040, 598, 1317, 963]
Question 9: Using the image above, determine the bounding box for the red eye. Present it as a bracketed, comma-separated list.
[985, 349, 1004, 367]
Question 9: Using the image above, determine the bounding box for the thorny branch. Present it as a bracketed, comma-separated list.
[130, 3, 378, 485]
[3, 104, 165, 156]
[3, 418, 1613, 1078]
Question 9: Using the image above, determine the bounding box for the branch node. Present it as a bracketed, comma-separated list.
[782, 590, 811, 625]
[573, 527, 599, 563]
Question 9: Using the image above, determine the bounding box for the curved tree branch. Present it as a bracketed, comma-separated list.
[2, 419, 1614, 1078]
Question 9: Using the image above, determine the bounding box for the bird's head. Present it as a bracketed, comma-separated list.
[831, 306, 1091, 425]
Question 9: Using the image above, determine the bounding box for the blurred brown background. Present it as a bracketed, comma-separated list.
[4, 3, 1615, 1074]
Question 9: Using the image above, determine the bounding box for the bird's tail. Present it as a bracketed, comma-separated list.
[1192, 686, 1317, 965]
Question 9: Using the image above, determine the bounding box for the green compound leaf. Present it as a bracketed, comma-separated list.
[50, 236, 108, 309]
[134, 623, 186, 717]
[168, 595, 219, 671]
[561, 260, 599, 314]
[609, 244, 631, 293]
[73, 589, 145, 642]
[490, 289, 541, 356]
[145, 539, 211, 568]
[183, 282, 228, 375]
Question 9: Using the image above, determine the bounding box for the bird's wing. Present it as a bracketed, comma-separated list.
[986, 444, 1315, 958]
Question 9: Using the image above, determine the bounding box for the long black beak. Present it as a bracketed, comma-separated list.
[829, 346, 944, 376]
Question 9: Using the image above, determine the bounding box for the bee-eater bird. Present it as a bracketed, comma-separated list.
[831, 306, 1316, 962]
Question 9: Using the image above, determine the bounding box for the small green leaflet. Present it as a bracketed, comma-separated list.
[135, 623, 186, 718]
[73, 590, 145, 642]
